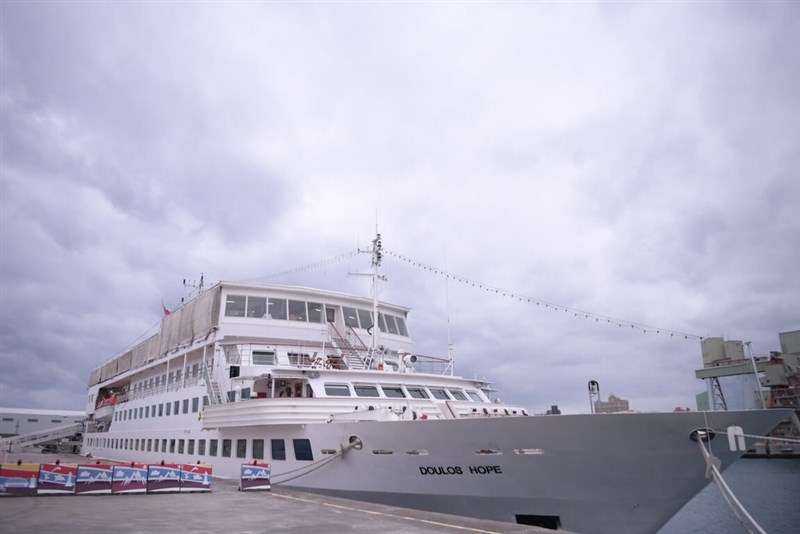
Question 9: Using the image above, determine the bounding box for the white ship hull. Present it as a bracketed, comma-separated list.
[80, 252, 792, 534]
[83, 405, 789, 534]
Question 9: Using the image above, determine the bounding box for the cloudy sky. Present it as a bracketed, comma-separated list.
[1, 2, 798, 415]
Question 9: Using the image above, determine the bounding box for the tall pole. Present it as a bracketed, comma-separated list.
[746, 342, 766, 409]
[371, 233, 383, 357]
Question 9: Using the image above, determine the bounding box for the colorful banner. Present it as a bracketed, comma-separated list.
[38, 463, 77, 495]
[180, 463, 212, 492]
[75, 464, 113, 495]
[239, 462, 270, 491]
[111, 464, 147, 494]
[146, 464, 181, 493]
[0, 463, 40, 496]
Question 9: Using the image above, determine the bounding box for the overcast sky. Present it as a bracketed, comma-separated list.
[1, 2, 798, 415]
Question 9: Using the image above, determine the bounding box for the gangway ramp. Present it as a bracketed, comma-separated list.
[0, 422, 83, 452]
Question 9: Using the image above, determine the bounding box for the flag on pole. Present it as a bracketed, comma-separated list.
[162, 301, 171, 316]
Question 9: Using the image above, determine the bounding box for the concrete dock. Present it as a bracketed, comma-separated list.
[1, 451, 564, 533]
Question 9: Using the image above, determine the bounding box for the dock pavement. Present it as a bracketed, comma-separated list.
[0, 450, 569, 534]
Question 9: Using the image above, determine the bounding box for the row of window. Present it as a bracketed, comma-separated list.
[132, 362, 206, 393]
[323, 383, 484, 402]
[2, 418, 72, 423]
[224, 295, 409, 337]
[85, 436, 313, 462]
[114, 397, 209, 421]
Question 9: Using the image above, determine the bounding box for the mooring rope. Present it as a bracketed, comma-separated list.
[697, 437, 766, 534]
[271, 439, 360, 485]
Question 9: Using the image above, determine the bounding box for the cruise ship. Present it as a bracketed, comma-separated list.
[82, 236, 789, 534]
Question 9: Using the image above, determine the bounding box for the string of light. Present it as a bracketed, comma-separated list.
[385, 249, 703, 340]
[240, 250, 361, 283]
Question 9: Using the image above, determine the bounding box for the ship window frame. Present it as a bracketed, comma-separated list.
[188, 439, 195, 455]
[466, 390, 484, 402]
[225, 294, 247, 317]
[253, 351, 276, 365]
[293, 438, 314, 461]
[357, 309, 374, 330]
[268, 298, 287, 320]
[384, 314, 399, 334]
[288, 299, 307, 321]
[271, 439, 286, 461]
[325, 305, 336, 323]
[381, 385, 406, 398]
[183, 399, 189, 414]
[246, 296, 267, 318]
[198, 439, 206, 456]
[178, 439, 185, 454]
[324, 384, 352, 397]
[166, 402, 171, 416]
[395, 316, 409, 336]
[169, 439, 176, 453]
[209, 439, 218, 457]
[448, 389, 468, 401]
[343, 306, 359, 328]
[192, 397, 199, 412]
[428, 388, 451, 400]
[253, 439, 265, 459]
[307, 302, 324, 323]
[222, 439, 232, 457]
[405, 387, 429, 399]
[236, 439, 247, 458]
[153, 439, 159, 452]
[377, 313, 387, 332]
[354, 384, 380, 397]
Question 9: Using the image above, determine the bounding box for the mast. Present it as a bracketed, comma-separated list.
[370, 232, 384, 357]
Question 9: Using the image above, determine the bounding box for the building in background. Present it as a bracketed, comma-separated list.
[594, 394, 630, 414]
[0, 407, 84, 437]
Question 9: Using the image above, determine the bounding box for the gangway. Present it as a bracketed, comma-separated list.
[0, 422, 83, 452]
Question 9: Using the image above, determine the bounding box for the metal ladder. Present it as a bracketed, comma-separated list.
[329, 324, 370, 369]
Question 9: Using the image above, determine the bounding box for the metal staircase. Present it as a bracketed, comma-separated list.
[1, 422, 83, 452]
[329, 324, 370, 370]
[203, 363, 227, 405]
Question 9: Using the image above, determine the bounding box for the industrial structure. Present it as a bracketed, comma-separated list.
[695, 330, 800, 455]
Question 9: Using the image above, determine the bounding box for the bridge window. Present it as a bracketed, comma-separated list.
[396, 316, 409, 336]
[343, 307, 359, 328]
[325, 384, 351, 396]
[288, 300, 307, 321]
[448, 389, 468, 401]
[466, 390, 483, 402]
[268, 298, 287, 320]
[308, 302, 324, 323]
[428, 388, 450, 400]
[406, 387, 429, 399]
[384, 315, 399, 334]
[377, 313, 387, 332]
[354, 385, 380, 397]
[225, 295, 246, 317]
[247, 296, 266, 318]
[325, 305, 336, 323]
[357, 309, 373, 330]
[382, 386, 406, 398]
